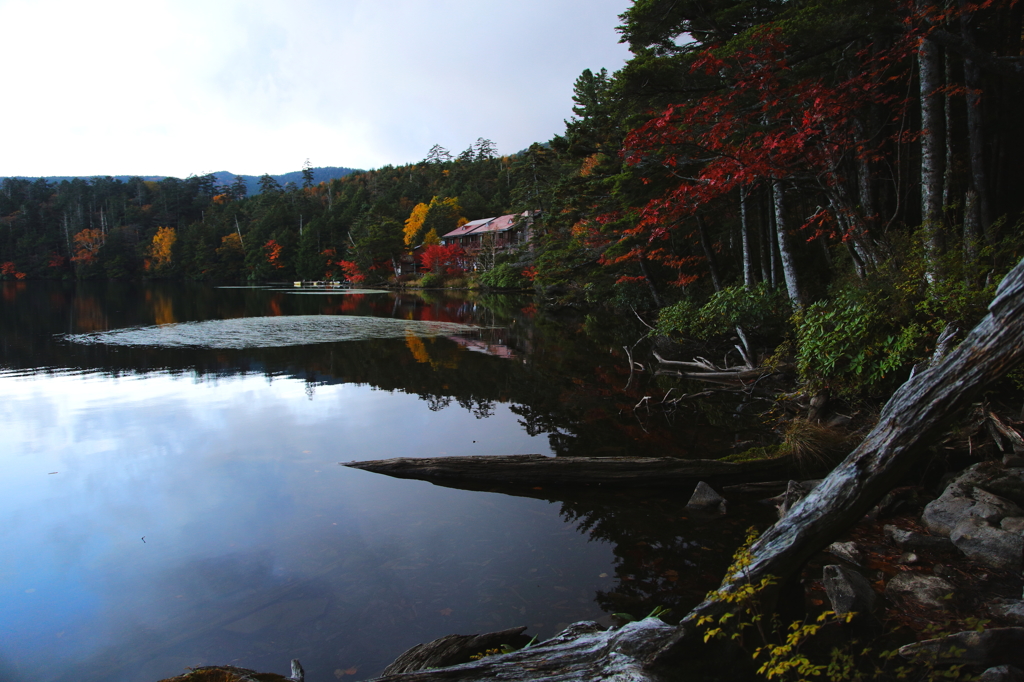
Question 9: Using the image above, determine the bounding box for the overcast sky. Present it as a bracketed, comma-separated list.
[0, 0, 633, 178]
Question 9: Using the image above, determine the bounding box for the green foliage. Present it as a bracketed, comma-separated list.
[419, 272, 443, 288]
[653, 283, 789, 340]
[480, 263, 530, 289]
[794, 288, 927, 398]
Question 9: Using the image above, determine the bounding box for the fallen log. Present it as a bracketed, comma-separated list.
[355, 257, 1024, 682]
[343, 454, 792, 489]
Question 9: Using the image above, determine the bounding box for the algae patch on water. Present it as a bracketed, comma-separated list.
[64, 315, 489, 350]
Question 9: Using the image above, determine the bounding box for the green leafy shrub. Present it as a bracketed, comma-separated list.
[653, 283, 789, 340]
[480, 263, 529, 289]
[419, 272, 443, 288]
[795, 289, 928, 398]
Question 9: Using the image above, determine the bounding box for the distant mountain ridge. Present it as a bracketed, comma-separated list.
[3, 166, 361, 195]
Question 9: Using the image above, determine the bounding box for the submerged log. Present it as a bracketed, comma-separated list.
[343, 454, 791, 489]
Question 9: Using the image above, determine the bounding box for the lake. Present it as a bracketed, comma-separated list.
[0, 281, 770, 681]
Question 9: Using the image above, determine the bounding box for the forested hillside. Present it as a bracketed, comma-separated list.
[2, 0, 1021, 399]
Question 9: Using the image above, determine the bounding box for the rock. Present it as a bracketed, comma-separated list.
[950, 517, 1024, 571]
[923, 479, 1024, 537]
[885, 572, 956, 610]
[979, 665, 1024, 682]
[1003, 517, 1024, 533]
[989, 599, 1024, 626]
[898, 552, 919, 565]
[933, 563, 957, 580]
[884, 524, 957, 552]
[383, 626, 532, 675]
[827, 541, 864, 566]
[822, 564, 876, 618]
[899, 628, 1024, 669]
[1004, 454, 1024, 468]
[685, 481, 727, 513]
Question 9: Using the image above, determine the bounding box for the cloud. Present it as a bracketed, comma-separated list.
[0, 0, 631, 177]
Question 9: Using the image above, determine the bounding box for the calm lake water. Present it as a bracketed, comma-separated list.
[0, 281, 770, 681]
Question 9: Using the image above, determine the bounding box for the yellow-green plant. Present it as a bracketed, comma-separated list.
[697, 528, 978, 682]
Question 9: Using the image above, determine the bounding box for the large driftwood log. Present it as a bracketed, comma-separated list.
[361, 259, 1024, 681]
[343, 454, 791, 489]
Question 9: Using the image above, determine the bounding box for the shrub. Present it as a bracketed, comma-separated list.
[419, 272, 443, 288]
[480, 262, 530, 289]
[653, 283, 789, 340]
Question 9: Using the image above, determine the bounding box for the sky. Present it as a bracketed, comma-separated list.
[0, 0, 633, 179]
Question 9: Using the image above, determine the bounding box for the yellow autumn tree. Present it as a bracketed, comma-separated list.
[404, 196, 464, 246]
[147, 226, 176, 271]
[403, 202, 429, 246]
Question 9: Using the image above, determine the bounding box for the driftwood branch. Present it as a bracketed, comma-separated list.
[344, 454, 791, 489]
[356, 258, 1024, 682]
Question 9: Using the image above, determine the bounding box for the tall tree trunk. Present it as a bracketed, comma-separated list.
[740, 188, 756, 287]
[959, 0, 993, 241]
[696, 215, 722, 292]
[919, 2, 946, 284]
[772, 180, 804, 308]
[759, 190, 773, 285]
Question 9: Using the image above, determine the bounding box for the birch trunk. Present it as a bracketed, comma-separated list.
[772, 180, 804, 308]
[919, 4, 946, 283]
[740, 188, 756, 287]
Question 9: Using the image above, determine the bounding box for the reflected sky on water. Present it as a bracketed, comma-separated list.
[0, 283, 768, 682]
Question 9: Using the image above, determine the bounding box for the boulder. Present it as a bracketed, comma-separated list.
[885, 572, 955, 610]
[822, 564, 876, 618]
[923, 480, 1023, 537]
[979, 665, 1024, 682]
[900, 628, 1024, 669]
[884, 525, 956, 552]
[686, 481, 727, 514]
[950, 517, 1024, 571]
[1002, 517, 1024, 533]
[827, 541, 864, 566]
[989, 600, 1024, 626]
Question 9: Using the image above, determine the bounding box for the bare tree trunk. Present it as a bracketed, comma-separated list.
[960, 0, 994, 241]
[696, 215, 722, 292]
[919, 3, 946, 283]
[772, 180, 804, 308]
[740, 188, 756, 287]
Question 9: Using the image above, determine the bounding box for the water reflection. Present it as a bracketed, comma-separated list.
[0, 283, 772, 681]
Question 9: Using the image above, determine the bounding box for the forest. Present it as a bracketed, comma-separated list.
[2, 0, 1022, 403]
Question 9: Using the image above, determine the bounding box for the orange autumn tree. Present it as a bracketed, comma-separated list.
[71, 228, 105, 264]
[146, 227, 176, 272]
[403, 196, 465, 246]
[0, 262, 26, 280]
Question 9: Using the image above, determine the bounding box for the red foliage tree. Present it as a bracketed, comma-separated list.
[419, 244, 466, 275]
[614, 26, 917, 285]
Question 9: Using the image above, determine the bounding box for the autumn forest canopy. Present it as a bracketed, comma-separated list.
[3, 0, 1023, 399]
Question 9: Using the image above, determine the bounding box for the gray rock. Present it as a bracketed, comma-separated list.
[822, 564, 876, 618]
[979, 665, 1024, 682]
[686, 481, 727, 514]
[950, 517, 1024, 571]
[885, 572, 955, 610]
[884, 524, 956, 552]
[989, 599, 1024, 626]
[827, 541, 864, 566]
[900, 628, 1024, 669]
[898, 552, 919, 565]
[1002, 517, 1024, 533]
[923, 480, 1023, 537]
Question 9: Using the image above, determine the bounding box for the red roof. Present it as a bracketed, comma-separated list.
[442, 211, 532, 240]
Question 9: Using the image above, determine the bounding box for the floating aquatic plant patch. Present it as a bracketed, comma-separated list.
[64, 315, 489, 349]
